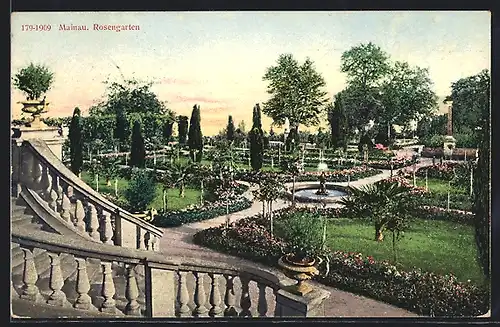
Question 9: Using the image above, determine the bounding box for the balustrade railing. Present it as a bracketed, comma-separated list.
[12, 226, 329, 318]
[11, 139, 163, 251]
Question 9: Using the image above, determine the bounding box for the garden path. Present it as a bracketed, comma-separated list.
[157, 160, 435, 317]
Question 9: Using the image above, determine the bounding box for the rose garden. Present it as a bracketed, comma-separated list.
[12, 42, 490, 317]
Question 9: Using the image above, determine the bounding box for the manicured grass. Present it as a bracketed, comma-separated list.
[411, 177, 467, 195]
[80, 171, 201, 211]
[325, 218, 485, 285]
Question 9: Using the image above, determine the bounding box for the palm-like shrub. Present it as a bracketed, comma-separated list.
[163, 160, 196, 198]
[337, 180, 414, 242]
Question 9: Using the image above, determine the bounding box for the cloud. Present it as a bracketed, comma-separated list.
[171, 94, 226, 104]
[157, 77, 194, 85]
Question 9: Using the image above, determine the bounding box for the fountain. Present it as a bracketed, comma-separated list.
[288, 172, 347, 204]
[317, 148, 328, 171]
[315, 172, 328, 195]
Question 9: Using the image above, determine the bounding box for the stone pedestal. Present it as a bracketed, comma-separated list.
[12, 125, 66, 161]
[443, 135, 456, 159]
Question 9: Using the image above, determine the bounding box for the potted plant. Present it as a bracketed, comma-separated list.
[12, 63, 54, 127]
[278, 244, 322, 295]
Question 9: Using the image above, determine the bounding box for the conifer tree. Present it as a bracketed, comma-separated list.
[69, 107, 83, 175]
[130, 121, 146, 168]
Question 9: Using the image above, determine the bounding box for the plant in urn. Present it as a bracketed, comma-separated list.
[278, 244, 322, 295]
[13, 63, 54, 128]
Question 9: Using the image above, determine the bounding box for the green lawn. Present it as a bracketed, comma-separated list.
[80, 171, 201, 211]
[325, 218, 485, 285]
[412, 177, 468, 195]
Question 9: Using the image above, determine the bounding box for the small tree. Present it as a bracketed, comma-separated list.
[187, 105, 203, 161]
[253, 173, 285, 236]
[177, 115, 189, 145]
[280, 155, 303, 207]
[100, 155, 121, 196]
[165, 161, 195, 198]
[226, 115, 235, 142]
[249, 104, 264, 171]
[130, 121, 146, 168]
[13, 63, 54, 100]
[124, 168, 157, 213]
[69, 107, 83, 176]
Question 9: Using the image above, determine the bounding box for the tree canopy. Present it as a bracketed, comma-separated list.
[339, 42, 437, 138]
[13, 63, 54, 100]
[187, 104, 203, 161]
[262, 54, 329, 132]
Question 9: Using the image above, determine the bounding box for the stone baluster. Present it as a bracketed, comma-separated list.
[100, 261, 119, 314]
[137, 228, 145, 250]
[223, 275, 238, 316]
[20, 150, 30, 186]
[32, 158, 43, 190]
[56, 184, 64, 212]
[151, 235, 158, 251]
[101, 211, 114, 245]
[40, 166, 51, 200]
[87, 203, 100, 240]
[257, 283, 268, 317]
[144, 232, 151, 250]
[60, 190, 71, 223]
[74, 199, 86, 232]
[19, 248, 43, 302]
[47, 173, 58, 212]
[46, 252, 71, 307]
[239, 277, 252, 317]
[208, 273, 224, 317]
[74, 257, 97, 311]
[125, 264, 141, 316]
[177, 271, 191, 317]
[66, 185, 74, 199]
[193, 272, 209, 317]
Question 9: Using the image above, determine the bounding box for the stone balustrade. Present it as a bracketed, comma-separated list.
[12, 225, 329, 318]
[11, 139, 163, 251]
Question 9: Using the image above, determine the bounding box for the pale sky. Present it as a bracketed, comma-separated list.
[11, 11, 490, 135]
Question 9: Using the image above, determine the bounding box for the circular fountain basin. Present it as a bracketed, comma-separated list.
[288, 183, 348, 203]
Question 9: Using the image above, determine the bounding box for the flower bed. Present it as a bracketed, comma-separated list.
[367, 158, 415, 170]
[412, 206, 475, 225]
[153, 197, 252, 227]
[193, 209, 488, 316]
[415, 162, 463, 180]
[292, 167, 382, 183]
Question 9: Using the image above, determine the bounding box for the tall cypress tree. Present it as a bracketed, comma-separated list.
[328, 92, 349, 151]
[187, 104, 203, 161]
[69, 107, 83, 175]
[226, 115, 235, 142]
[130, 121, 146, 168]
[114, 108, 129, 151]
[249, 104, 264, 171]
[162, 120, 174, 144]
[178, 115, 189, 145]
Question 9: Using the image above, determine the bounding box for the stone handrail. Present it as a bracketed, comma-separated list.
[13, 139, 163, 251]
[12, 225, 329, 317]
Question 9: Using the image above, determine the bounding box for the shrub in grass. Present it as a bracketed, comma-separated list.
[123, 168, 157, 212]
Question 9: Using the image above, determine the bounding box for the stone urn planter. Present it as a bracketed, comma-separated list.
[20, 99, 49, 128]
[278, 253, 322, 295]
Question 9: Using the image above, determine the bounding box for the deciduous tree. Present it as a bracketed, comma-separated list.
[262, 54, 329, 135]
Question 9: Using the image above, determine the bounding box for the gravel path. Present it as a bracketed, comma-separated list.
[157, 155, 437, 317]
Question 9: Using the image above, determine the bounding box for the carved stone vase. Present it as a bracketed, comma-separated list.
[278, 253, 322, 295]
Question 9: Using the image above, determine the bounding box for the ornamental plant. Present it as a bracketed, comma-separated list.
[124, 168, 157, 213]
[13, 63, 54, 100]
